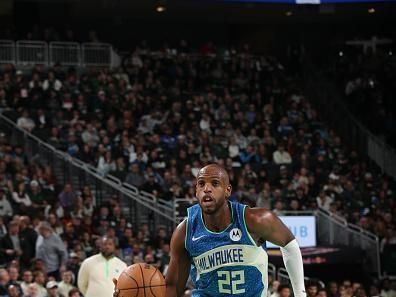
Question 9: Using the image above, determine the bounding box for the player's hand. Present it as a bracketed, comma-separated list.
[112, 278, 119, 297]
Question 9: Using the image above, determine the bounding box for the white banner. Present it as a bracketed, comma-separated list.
[267, 216, 316, 248]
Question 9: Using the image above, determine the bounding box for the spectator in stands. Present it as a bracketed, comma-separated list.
[380, 279, 396, 297]
[141, 173, 163, 196]
[0, 188, 13, 219]
[12, 182, 32, 214]
[43, 71, 62, 92]
[18, 216, 37, 269]
[77, 237, 126, 297]
[0, 221, 21, 266]
[306, 281, 319, 297]
[16, 110, 36, 132]
[269, 280, 281, 297]
[125, 164, 145, 188]
[47, 213, 64, 235]
[25, 283, 40, 297]
[273, 143, 292, 165]
[46, 280, 63, 297]
[380, 227, 396, 252]
[58, 184, 76, 212]
[318, 288, 328, 297]
[278, 284, 291, 297]
[0, 269, 10, 296]
[66, 253, 81, 283]
[369, 284, 380, 297]
[58, 271, 75, 297]
[29, 180, 47, 218]
[316, 190, 333, 211]
[32, 271, 47, 297]
[20, 270, 34, 295]
[0, 220, 6, 242]
[68, 288, 81, 297]
[97, 151, 116, 177]
[328, 281, 340, 297]
[7, 266, 23, 296]
[35, 221, 68, 280]
[8, 284, 20, 297]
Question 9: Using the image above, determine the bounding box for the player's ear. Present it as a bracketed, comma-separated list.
[226, 184, 232, 198]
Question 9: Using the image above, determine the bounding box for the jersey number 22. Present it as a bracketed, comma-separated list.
[217, 270, 245, 294]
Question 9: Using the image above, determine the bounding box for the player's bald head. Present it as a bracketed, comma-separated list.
[197, 164, 230, 185]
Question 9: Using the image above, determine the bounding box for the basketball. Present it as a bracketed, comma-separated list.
[116, 263, 166, 297]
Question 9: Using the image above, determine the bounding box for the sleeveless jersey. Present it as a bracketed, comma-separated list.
[185, 201, 268, 297]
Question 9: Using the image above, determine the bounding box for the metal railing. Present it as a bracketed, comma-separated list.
[0, 110, 382, 275]
[0, 40, 15, 64]
[16, 40, 48, 66]
[268, 263, 276, 282]
[82, 43, 112, 67]
[0, 40, 120, 68]
[49, 42, 81, 67]
[368, 134, 396, 179]
[277, 267, 292, 285]
[0, 112, 175, 231]
[316, 208, 381, 277]
[174, 198, 196, 223]
[302, 65, 396, 180]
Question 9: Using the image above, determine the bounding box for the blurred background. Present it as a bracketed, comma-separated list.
[0, 0, 395, 296]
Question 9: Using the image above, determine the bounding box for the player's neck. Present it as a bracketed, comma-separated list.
[203, 201, 232, 232]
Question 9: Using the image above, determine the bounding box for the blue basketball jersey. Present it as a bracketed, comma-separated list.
[185, 201, 268, 297]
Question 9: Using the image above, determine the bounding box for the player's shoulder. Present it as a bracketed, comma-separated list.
[170, 219, 187, 249]
[245, 207, 278, 230]
[174, 219, 187, 238]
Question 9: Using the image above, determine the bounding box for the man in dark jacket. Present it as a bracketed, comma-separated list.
[18, 216, 38, 269]
[0, 221, 21, 266]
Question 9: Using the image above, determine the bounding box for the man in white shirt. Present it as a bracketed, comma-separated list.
[16, 110, 36, 132]
[316, 190, 333, 211]
[273, 144, 292, 165]
[78, 237, 126, 297]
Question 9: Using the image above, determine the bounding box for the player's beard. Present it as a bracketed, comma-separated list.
[200, 196, 227, 215]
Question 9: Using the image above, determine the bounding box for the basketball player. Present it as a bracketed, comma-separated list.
[114, 164, 306, 297]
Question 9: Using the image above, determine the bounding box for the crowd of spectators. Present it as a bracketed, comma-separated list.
[0, 40, 395, 295]
[0, 132, 172, 296]
[0, 136, 395, 296]
[1, 42, 394, 238]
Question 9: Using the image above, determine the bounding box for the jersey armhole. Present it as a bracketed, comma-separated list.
[243, 205, 259, 246]
[184, 210, 189, 251]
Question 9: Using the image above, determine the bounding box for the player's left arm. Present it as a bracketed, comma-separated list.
[245, 208, 306, 297]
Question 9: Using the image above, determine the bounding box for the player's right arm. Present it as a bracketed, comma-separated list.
[165, 220, 191, 297]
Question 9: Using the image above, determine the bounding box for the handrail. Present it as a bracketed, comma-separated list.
[122, 182, 139, 195]
[302, 64, 396, 179]
[268, 262, 276, 281]
[0, 112, 176, 224]
[318, 208, 378, 242]
[105, 174, 122, 186]
[0, 40, 119, 68]
[277, 267, 291, 284]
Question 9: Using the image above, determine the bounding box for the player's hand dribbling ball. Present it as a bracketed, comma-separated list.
[113, 263, 166, 297]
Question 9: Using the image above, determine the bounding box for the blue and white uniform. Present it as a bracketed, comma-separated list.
[185, 201, 268, 297]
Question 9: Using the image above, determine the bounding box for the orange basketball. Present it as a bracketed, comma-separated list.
[116, 263, 166, 297]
